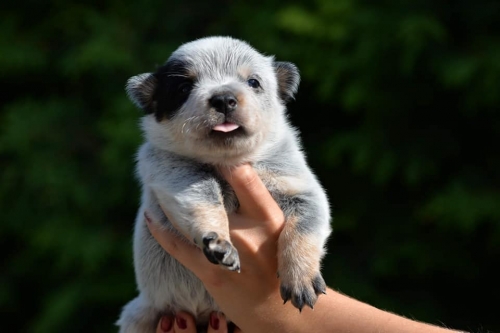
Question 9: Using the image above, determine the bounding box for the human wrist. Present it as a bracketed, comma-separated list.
[237, 289, 304, 333]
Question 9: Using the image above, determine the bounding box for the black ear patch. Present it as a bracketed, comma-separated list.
[126, 59, 193, 121]
[152, 60, 193, 121]
[273, 61, 300, 103]
[126, 73, 157, 113]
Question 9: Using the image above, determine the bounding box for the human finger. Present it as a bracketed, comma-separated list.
[156, 315, 173, 333]
[173, 312, 197, 332]
[219, 164, 284, 231]
[145, 211, 211, 278]
[207, 312, 228, 333]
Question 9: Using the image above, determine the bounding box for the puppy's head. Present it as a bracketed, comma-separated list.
[127, 37, 300, 164]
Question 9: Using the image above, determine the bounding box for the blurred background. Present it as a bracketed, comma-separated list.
[1, 0, 499, 332]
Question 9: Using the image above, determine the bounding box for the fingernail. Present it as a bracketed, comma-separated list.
[209, 312, 220, 330]
[160, 316, 172, 332]
[176, 315, 187, 329]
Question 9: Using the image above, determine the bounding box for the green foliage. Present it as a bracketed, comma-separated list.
[1, 0, 498, 332]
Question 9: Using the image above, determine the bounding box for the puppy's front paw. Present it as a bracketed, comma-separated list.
[202, 232, 240, 272]
[279, 273, 327, 311]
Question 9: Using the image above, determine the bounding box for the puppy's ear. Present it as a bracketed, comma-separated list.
[126, 73, 157, 113]
[273, 62, 300, 103]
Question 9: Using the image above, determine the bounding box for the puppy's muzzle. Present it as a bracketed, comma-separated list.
[209, 92, 238, 115]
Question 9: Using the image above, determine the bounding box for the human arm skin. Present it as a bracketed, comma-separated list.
[146, 164, 466, 333]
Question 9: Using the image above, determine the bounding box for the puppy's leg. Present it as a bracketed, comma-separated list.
[117, 295, 161, 333]
[277, 192, 331, 311]
[150, 176, 240, 272]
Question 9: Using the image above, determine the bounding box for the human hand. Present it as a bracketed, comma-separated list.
[145, 164, 290, 332]
[146, 164, 466, 333]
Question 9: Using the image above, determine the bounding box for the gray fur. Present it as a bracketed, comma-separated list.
[117, 37, 332, 332]
[126, 73, 157, 112]
[273, 61, 300, 102]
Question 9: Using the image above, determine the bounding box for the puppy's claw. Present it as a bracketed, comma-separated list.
[227, 263, 240, 273]
[280, 284, 291, 305]
[312, 274, 327, 296]
[292, 293, 305, 312]
[304, 294, 316, 310]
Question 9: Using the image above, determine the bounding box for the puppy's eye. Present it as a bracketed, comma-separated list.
[247, 79, 260, 89]
[178, 82, 193, 95]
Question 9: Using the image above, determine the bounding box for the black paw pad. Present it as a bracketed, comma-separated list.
[202, 232, 240, 271]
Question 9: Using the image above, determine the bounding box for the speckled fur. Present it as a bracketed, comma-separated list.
[117, 37, 332, 332]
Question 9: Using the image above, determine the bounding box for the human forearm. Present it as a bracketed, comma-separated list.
[224, 287, 464, 333]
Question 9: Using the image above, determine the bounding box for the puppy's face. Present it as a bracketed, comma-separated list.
[127, 37, 300, 164]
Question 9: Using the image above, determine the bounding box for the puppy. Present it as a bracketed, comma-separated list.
[117, 36, 332, 332]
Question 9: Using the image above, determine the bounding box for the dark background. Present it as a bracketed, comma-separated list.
[1, 0, 499, 332]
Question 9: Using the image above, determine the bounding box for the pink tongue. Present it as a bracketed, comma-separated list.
[213, 122, 240, 132]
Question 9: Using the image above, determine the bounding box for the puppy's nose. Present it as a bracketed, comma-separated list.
[209, 93, 238, 115]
